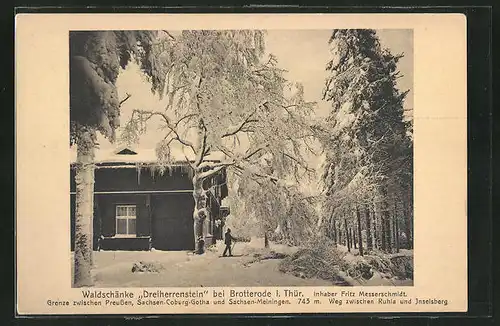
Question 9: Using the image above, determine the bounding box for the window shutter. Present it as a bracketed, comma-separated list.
[136, 196, 150, 237]
[101, 198, 116, 237]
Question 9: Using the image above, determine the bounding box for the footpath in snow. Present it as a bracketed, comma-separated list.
[84, 239, 330, 288]
[71, 238, 413, 287]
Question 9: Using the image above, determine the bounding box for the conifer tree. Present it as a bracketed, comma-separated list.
[319, 29, 413, 254]
[70, 31, 165, 286]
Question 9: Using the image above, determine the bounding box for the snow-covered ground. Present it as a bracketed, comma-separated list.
[74, 239, 330, 287]
[333, 245, 414, 286]
[71, 239, 413, 287]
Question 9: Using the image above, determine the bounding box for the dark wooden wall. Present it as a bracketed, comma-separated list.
[150, 193, 195, 251]
[70, 166, 193, 193]
[70, 193, 198, 251]
[69, 164, 227, 251]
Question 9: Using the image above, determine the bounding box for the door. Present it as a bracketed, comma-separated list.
[151, 194, 195, 251]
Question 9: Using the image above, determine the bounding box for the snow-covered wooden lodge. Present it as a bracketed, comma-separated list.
[70, 147, 228, 251]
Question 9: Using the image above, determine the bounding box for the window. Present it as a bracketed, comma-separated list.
[115, 205, 137, 237]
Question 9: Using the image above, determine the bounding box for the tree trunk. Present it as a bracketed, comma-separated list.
[328, 214, 334, 240]
[395, 215, 400, 253]
[392, 198, 398, 250]
[356, 205, 364, 256]
[337, 219, 342, 245]
[352, 226, 357, 249]
[392, 197, 400, 253]
[372, 204, 378, 250]
[364, 204, 372, 251]
[316, 213, 325, 237]
[339, 213, 344, 245]
[192, 119, 210, 254]
[403, 186, 413, 249]
[384, 217, 391, 253]
[380, 187, 392, 253]
[380, 210, 386, 252]
[402, 200, 411, 249]
[389, 209, 394, 251]
[192, 172, 208, 254]
[385, 218, 392, 253]
[392, 218, 396, 249]
[332, 218, 337, 246]
[402, 200, 412, 249]
[406, 182, 414, 249]
[73, 128, 96, 287]
[264, 231, 269, 248]
[375, 201, 384, 251]
[325, 214, 332, 239]
[344, 218, 351, 252]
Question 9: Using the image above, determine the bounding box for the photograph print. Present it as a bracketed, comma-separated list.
[69, 29, 414, 288]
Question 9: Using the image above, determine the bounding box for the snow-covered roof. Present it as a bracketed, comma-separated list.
[70, 146, 225, 165]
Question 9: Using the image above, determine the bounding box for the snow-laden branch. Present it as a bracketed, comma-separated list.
[197, 160, 235, 171]
[234, 163, 279, 185]
[211, 143, 276, 184]
[197, 164, 232, 180]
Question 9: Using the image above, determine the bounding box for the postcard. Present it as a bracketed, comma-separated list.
[15, 12, 467, 315]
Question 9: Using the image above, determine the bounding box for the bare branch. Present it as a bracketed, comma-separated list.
[183, 153, 196, 170]
[162, 30, 176, 40]
[174, 113, 198, 128]
[203, 145, 212, 157]
[222, 118, 259, 138]
[244, 147, 265, 160]
[282, 152, 315, 173]
[119, 93, 132, 106]
[221, 105, 262, 139]
[132, 109, 196, 154]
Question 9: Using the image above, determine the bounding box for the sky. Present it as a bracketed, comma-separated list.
[96, 29, 413, 150]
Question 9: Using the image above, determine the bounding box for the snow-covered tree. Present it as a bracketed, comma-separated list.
[228, 164, 318, 247]
[70, 31, 165, 286]
[122, 30, 316, 253]
[318, 29, 413, 254]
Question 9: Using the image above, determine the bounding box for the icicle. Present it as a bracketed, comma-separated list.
[136, 164, 141, 185]
[158, 164, 166, 176]
[149, 165, 156, 179]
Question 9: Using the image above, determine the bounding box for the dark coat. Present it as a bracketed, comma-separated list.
[224, 231, 235, 245]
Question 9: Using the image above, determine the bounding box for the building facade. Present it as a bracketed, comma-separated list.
[70, 147, 228, 251]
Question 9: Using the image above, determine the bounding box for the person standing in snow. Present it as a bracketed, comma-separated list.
[222, 228, 236, 257]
